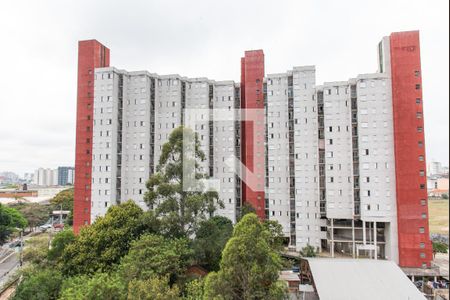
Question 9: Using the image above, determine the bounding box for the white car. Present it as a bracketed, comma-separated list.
[39, 224, 52, 231]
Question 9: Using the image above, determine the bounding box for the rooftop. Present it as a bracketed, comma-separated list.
[305, 258, 426, 300]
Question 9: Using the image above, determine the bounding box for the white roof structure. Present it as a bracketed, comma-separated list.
[306, 258, 426, 300]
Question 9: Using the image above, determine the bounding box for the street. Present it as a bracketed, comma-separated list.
[0, 251, 19, 289]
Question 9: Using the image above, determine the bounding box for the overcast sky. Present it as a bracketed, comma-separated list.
[0, 0, 448, 176]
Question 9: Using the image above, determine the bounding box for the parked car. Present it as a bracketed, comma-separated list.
[39, 224, 52, 231]
[53, 223, 64, 229]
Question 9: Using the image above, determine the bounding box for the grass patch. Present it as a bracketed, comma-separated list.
[428, 199, 449, 235]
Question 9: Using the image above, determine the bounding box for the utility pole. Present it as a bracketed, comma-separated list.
[60, 203, 63, 225]
[18, 229, 23, 267]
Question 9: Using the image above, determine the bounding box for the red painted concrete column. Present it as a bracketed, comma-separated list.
[390, 31, 432, 267]
[74, 40, 110, 234]
[241, 50, 266, 219]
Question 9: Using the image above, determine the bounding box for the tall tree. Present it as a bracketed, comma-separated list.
[59, 272, 126, 300]
[127, 277, 180, 300]
[119, 234, 192, 284]
[12, 268, 63, 300]
[262, 220, 285, 252]
[48, 229, 76, 262]
[144, 126, 222, 238]
[50, 188, 74, 225]
[204, 214, 287, 299]
[8, 203, 52, 230]
[0, 203, 27, 244]
[61, 201, 145, 276]
[50, 188, 74, 211]
[193, 216, 233, 271]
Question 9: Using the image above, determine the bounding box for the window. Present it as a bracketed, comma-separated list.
[419, 227, 425, 233]
[364, 149, 369, 156]
[415, 84, 421, 90]
[421, 213, 427, 219]
[418, 141, 423, 148]
[415, 70, 421, 77]
[419, 155, 424, 161]
[419, 170, 425, 177]
[417, 127, 423, 133]
[416, 98, 421, 104]
[420, 199, 426, 206]
[420, 184, 425, 190]
[420, 253, 426, 258]
[416, 112, 423, 119]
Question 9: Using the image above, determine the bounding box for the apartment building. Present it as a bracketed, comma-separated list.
[74, 31, 432, 268]
[58, 167, 75, 186]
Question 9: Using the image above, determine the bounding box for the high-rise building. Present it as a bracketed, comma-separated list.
[58, 167, 75, 186]
[73, 40, 110, 233]
[74, 31, 432, 268]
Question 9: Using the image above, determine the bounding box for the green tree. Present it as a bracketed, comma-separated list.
[50, 188, 74, 211]
[204, 214, 287, 300]
[127, 277, 180, 300]
[48, 229, 75, 262]
[237, 203, 256, 222]
[50, 188, 74, 225]
[0, 203, 27, 244]
[61, 200, 145, 276]
[432, 241, 449, 258]
[119, 234, 192, 284]
[193, 216, 233, 271]
[59, 272, 126, 300]
[263, 220, 285, 252]
[12, 268, 63, 300]
[144, 126, 222, 238]
[22, 235, 50, 267]
[184, 279, 205, 300]
[8, 203, 51, 230]
[299, 244, 317, 258]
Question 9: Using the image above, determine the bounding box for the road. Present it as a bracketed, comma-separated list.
[0, 251, 19, 289]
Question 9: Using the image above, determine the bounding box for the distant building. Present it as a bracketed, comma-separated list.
[33, 168, 58, 186]
[0, 172, 20, 185]
[428, 161, 448, 176]
[428, 176, 449, 191]
[58, 167, 75, 186]
[427, 175, 449, 198]
[23, 173, 35, 183]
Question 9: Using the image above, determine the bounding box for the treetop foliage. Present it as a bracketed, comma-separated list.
[61, 200, 145, 276]
[144, 126, 222, 238]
